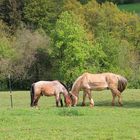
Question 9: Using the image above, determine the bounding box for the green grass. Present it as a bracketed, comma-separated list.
[118, 3, 140, 14]
[0, 89, 140, 140]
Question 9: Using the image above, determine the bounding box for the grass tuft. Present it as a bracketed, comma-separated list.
[58, 108, 84, 116]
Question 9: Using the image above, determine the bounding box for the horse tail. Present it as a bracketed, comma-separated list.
[30, 83, 35, 107]
[118, 76, 127, 93]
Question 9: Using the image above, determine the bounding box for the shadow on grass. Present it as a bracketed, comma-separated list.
[123, 101, 140, 109]
[74, 101, 111, 107]
[96, 100, 140, 109]
[75, 100, 140, 109]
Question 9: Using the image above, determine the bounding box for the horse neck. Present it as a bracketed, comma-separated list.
[71, 76, 82, 96]
[58, 81, 69, 96]
[63, 89, 69, 97]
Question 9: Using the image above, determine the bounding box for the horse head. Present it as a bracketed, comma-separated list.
[69, 91, 78, 107]
[64, 94, 72, 107]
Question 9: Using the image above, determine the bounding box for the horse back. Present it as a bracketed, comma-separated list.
[34, 81, 56, 96]
[80, 73, 108, 90]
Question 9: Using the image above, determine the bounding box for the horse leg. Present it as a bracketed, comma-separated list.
[55, 94, 60, 107]
[111, 88, 123, 106]
[71, 93, 78, 107]
[34, 95, 41, 109]
[86, 90, 94, 107]
[59, 94, 63, 107]
[111, 93, 116, 106]
[82, 91, 87, 106]
[60, 99, 63, 107]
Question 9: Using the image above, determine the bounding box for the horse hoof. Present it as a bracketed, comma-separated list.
[112, 103, 115, 106]
[119, 104, 123, 107]
[35, 106, 39, 109]
[82, 103, 86, 106]
[118, 102, 123, 107]
[90, 104, 94, 108]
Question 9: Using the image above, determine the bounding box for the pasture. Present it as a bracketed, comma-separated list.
[0, 89, 140, 140]
[118, 3, 140, 14]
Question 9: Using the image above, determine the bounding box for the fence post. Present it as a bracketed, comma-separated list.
[8, 74, 13, 108]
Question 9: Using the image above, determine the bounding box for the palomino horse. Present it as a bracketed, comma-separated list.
[70, 72, 127, 107]
[30, 80, 72, 108]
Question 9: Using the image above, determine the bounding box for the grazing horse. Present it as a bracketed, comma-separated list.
[70, 72, 127, 107]
[30, 80, 72, 108]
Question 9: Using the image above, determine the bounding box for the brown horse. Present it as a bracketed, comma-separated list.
[30, 80, 72, 108]
[70, 72, 127, 107]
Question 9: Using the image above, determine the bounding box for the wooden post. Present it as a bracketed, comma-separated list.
[8, 74, 13, 108]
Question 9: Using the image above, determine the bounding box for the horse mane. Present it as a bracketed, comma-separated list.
[59, 81, 69, 92]
[117, 76, 127, 92]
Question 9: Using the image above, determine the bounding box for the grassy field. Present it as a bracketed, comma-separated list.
[0, 89, 140, 140]
[118, 3, 140, 14]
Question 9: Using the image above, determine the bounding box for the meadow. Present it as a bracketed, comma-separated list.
[0, 89, 140, 140]
[118, 3, 140, 14]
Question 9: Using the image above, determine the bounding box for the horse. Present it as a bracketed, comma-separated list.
[70, 72, 127, 107]
[30, 80, 72, 108]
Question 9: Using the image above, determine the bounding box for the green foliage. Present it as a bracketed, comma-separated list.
[52, 11, 92, 84]
[0, 21, 15, 79]
[11, 28, 50, 81]
[0, 22, 13, 59]
[24, 0, 64, 33]
[0, 0, 140, 89]
[78, 0, 91, 4]
[83, 0, 140, 85]
[0, 0, 24, 31]
[0, 36, 12, 59]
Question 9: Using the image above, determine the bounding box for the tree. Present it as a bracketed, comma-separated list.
[0, 0, 24, 32]
[78, 0, 91, 4]
[24, 0, 65, 33]
[51, 11, 92, 86]
[0, 20, 15, 78]
[4, 28, 51, 89]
